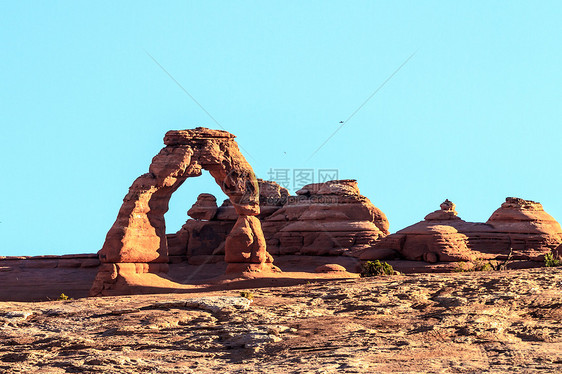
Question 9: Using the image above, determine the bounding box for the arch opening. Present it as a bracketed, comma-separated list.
[90, 128, 280, 296]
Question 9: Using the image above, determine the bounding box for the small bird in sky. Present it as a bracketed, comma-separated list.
[339, 121, 344, 124]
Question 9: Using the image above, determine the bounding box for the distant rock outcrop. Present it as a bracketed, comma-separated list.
[262, 180, 389, 256]
[363, 198, 562, 268]
[478, 197, 562, 259]
[187, 193, 218, 221]
[168, 179, 389, 260]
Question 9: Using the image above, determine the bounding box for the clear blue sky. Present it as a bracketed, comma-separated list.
[1, 1, 561, 256]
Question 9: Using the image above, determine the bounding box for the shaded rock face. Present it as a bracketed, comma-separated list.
[481, 197, 562, 258]
[256, 179, 290, 219]
[214, 179, 289, 221]
[166, 179, 289, 261]
[262, 180, 389, 256]
[366, 198, 562, 266]
[168, 179, 389, 259]
[92, 128, 277, 296]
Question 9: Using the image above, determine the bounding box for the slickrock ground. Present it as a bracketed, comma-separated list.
[1, 267, 562, 373]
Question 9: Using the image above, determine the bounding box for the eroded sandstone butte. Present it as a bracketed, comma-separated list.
[91, 128, 279, 296]
[364, 197, 562, 271]
[167, 179, 389, 261]
[263, 180, 389, 256]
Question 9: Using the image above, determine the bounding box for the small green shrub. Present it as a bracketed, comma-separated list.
[456, 250, 513, 273]
[360, 260, 394, 277]
[454, 261, 469, 272]
[240, 291, 254, 300]
[473, 259, 494, 272]
[455, 259, 500, 272]
[545, 252, 562, 267]
[57, 293, 70, 301]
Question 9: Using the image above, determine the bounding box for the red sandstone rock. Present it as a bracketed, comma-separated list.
[213, 179, 288, 221]
[479, 197, 562, 259]
[92, 128, 277, 296]
[167, 179, 289, 259]
[358, 247, 399, 261]
[366, 198, 562, 267]
[487, 197, 562, 235]
[424, 199, 461, 221]
[315, 264, 347, 273]
[215, 199, 240, 221]
[187, 193, 218, 221]
[167, 179, 389, 260]
[98, 128, 262, 264]
[262, 180, 389, 256]
[169, 220, 234, 257]
[256, 179, 289, 219]
[225, 216, 272, 264]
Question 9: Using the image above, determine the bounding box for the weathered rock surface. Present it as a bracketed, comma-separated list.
[2, 268, 562, 373]
[365, 198, 562, 267]
[479, 197, 562, 258]
[0, 254, 100, 302]
[224, 216, 267, 265]
[169, 180, 389, 261]
[255, 178, 290, 219]
[262, 180, 389, 256]
[93, 128, 277, 296]
[167, 179, 289, 260]
[1, 255, 363, 302]
[314, 263, 348, 273]
[187, 193, 218, 221]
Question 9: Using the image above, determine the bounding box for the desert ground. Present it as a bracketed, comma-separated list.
[1, 267, 561, 373]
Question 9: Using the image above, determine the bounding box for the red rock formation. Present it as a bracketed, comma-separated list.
[167, 179, 389, 261]
[262, 180, 389, 256]
[478, 197, 562, 259]
[315, 264, 348, 273]
[365, 197, 562, 268]
[224, 215, 277, 273]
[365, 200, 477, 263]
[187, 193, 218, 221]
[91, 128, 278, 296]
[166, 179, 288, 263]
[214, 179, 289, 221]
[255, 179, 290, 219]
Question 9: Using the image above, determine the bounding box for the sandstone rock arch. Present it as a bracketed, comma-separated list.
[91, 128, 278, 296]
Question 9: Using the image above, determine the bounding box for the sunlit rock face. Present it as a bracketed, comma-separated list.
[364, 197, 562, 267]
[168, 179, 390, 259]
[480, 197, 562, 259]
[91, 128, 278, 296]
[262, 180, 389, 256]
